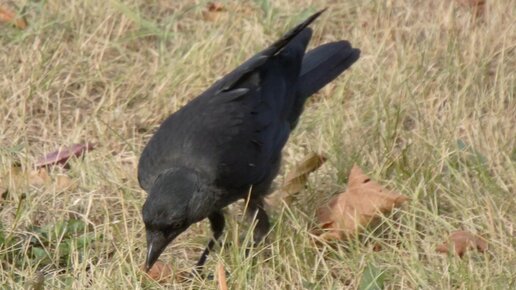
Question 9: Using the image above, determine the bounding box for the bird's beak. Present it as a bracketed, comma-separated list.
[144, 230, 180, 272]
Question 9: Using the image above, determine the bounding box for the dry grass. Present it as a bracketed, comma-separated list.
[1, 0, 515, 289]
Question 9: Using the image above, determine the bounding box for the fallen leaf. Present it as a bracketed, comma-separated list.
[35, 143, 95, 168]
[456, 0, 485, 18]
[266, 152, 326, 206]
[315, 165, 408, 241]
[456, 0, 485, 9]
[282, 153, 327, 196]
[29, 168, 51, 187]
[202, 2, 226, 22]
[144, 260, 174, 283]
[0, 5, 27, 29]
[436, 230, 488, 257]
[207, 2, 225, 12]
[54, 174, 77, 192]
[1, 166, 77, 193]
[216, 261, 228, 290]
[0, 166, 22, 192]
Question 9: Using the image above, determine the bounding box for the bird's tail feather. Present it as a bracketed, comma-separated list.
[288, 41, 360, 127]
[298, 41, 360, 99]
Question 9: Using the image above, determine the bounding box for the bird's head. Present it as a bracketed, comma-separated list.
[142, 167, 213, 271]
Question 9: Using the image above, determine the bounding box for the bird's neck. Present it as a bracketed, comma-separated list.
[182, 169, 225, 222]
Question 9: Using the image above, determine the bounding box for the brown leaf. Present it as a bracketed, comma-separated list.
[266, 152, 327, 206]
[216, 261, 228, 290]
[456, 0, 485, 9]
[315, 165, 408, 241]
[54, 174, 77, 192]
[436, 230, 488, 257]
[456, 0, 485, 17]
[0, 179, 8, 196]
[207, 2, 225, 12]
[29, 168, 51, 187]
[283, 153, 327, 194]
[0, 5, 27, 29]
[202, 2, 226, 22]
[1, 166, 25, 192]
[372, 243, 382, 252]
[2, 166, 78, 193]
[35, 143, 95, 168]
[144, 260, 174, 283]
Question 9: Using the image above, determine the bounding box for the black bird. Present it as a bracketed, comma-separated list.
[138, 9, 360, 271]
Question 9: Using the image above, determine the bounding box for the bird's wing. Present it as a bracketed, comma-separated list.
[204, 9, 325, 95]
[138, 10, 323, 191]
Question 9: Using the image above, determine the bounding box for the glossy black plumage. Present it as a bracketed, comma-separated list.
[138, 9, 360, 271]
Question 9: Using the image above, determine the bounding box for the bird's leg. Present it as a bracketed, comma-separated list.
[195, 211, 225, 270]
[246, 197, 270, 245]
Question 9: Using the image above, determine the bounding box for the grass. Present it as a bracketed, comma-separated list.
[1, 0, 514, 289]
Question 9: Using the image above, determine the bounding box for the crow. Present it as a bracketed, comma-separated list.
[138, 9, 360, 271]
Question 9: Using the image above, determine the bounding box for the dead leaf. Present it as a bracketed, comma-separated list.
[0, 5, 27, 29]
[29, 168, 51, 187]
[55, 174, 77, 192]
[207, 2, 225, 12]
[216, 261, 228, 290]
[35, 143, 95, 168]
[1, 166, 77, 193]
[456, 0, 485, 18]
[436, 230, 488, 257]
[282, 153, 327, 195]
[266, 152, 326, 206]
[1, 166, 17, 191]
[456, 0, 485, 9]
[315, 165, 408, 241]
[144, 260, 174, 283]
[202, 2, 226, 22]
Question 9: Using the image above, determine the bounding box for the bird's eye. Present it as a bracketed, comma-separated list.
[171, 222, 182, 229]
[164, 221, 183, 233]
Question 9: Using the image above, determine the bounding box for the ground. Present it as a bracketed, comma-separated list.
[0, 0, 514, 289]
